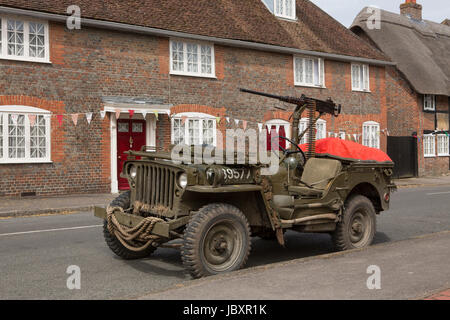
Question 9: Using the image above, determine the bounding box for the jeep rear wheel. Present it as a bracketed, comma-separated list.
[103, 191, 156, 260]
[181, 203, 251, 279]
[332, 195, 376, 251]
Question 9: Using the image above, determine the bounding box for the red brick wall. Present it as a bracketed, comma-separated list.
[0, 21, 391, 197]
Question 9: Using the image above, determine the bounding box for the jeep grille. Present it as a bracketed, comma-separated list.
[134, 163, 177, 211]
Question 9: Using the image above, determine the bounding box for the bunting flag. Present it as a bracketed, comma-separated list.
[115, 109, 121, 120]
[141, 110, 148, 119]
[216, 117, 221, 124]
[242, 120, 248, 131]
[153, 111, 159, 120]
[258, 123, 263, 133]
[57, 115, 64, 127]
[445, 132, 449, 137]
[181, 116, 188, 125]
[71, 114, 79, 126]
[28, 115, 37, 127]
[226, 117, 230, 123]
[100, 111, 106, 120]
[234, 119, 240, 126]
[128, 110, 135, 119]
[85, 112, 93, 125]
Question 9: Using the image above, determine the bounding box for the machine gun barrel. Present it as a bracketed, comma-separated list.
[239, 88, 341, 116]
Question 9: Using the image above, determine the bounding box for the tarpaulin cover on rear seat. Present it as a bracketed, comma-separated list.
[299, 138, 393, 162]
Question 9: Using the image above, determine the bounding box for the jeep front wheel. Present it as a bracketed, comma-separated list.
[332, 195, 376, 251]
[181, 203, 251, 279]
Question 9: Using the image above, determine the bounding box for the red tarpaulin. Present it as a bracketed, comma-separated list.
[299, 138, 392, 162]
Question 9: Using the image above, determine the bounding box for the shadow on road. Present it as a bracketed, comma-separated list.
[119, 230, 390, 277]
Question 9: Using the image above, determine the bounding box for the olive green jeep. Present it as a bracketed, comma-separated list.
[94, 89, 396, 279]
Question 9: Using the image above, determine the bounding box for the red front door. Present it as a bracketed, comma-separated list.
[117, 119, 146, 190]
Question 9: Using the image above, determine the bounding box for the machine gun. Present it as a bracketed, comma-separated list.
[240, 88, 342, 159]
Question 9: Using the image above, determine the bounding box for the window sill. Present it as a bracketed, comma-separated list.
[424, 155, 436, 158]
[437, 154, 450, 157]
[294, 83, 326, 89]
[352, 89, 371, 93]
[0, 56, 51, 64]
[0, 159, 53, 164]
[275, 15, 298, 22]
[170, 71, 217, 79]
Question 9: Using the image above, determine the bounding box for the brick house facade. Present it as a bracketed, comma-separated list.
[352, 1, 450, 177]
[0, 0, 393, 197]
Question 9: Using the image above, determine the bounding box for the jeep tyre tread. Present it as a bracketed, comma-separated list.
[103, 191, 156, 260]
[332, 195, 376, 251]
[181, 203, 251, 279]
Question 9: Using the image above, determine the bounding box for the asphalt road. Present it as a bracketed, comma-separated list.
[0, 185, 449, 299]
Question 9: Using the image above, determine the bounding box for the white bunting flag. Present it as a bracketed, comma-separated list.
[141, 110, 148, 119]
[234, 119, 240, 126]
[226, 117, 230, 123]
[100, 111, 106, 120]
[258, 123, 263, 133]
[86, 112, 93, 125]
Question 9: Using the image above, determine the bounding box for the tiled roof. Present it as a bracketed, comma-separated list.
[0, 0, 389, 61]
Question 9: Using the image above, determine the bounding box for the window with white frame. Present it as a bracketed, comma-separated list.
[0, 106, 51, 163]
[362, 121, 380, 149]
[0, 16, 49, 62]
[294, 56, 324, 87]
[351, 63, 370, 91]
[274, 0, 296, 20]
[299, 119, 326, 144]
[423, 134, 436, 157]
[437, 134, 449, 156]
[170, 40, 215, 77]
[171, 113, 217, 146]
[423, 95, 436, 111]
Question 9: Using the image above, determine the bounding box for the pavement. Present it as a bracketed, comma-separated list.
[1, 175, 450, 218]
[138, 231, 450, 300]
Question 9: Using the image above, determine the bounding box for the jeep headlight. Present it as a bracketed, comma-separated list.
[129, 165, 137, 179]
[178, 173, 188, 188]
[206, 168, 216, 185]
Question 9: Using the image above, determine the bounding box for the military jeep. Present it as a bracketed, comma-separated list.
[94, 89, 396, 279]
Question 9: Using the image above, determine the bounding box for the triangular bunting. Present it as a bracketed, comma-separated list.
[141, 110, 148, 119]
[258, 123, 263, 133]
[226, 117, 230, 123]
[85, 112, 93, 125]
[216, 117, 221, 124]
[153, 111, 159, 120]
[100, 111, 106, 120]
[181, 116, 188, 125]
[57, 115, 64, 127]
[11, 114, 19, 125]
[234, 119, 240, 126]
[115, 109, 121, 120]
[71, 114, 79, 126]
[128, 110, 135, 119]
[242, 120, 248, 130]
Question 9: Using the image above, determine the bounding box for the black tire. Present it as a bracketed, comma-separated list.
[332, 195, 376, 251]
[103, 191, 156, 260]
[181, 203, 252, 279]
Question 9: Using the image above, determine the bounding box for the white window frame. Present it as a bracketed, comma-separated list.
[437, 134, 449, 156]
[171, 112, 217, 147]
[0, 106, 51, 164]
[169, 39, 215, 78]
[274, 0, 296, 20]
[351, 63, 370, 92]
[423, 134, 436, 157]
[362, 121, 380, 149]
[294, 56, 325, 88]
[265, 119, 291, 140]
[423, 95, 436, 112]
[299, 118, 326, 144]
[0, 15, 50, 63]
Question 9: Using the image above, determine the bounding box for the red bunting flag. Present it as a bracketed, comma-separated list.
[129, 110, 135, 119]
[57, 115, 64, 127]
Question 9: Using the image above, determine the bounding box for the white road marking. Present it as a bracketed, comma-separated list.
[426, 191, 450, 196]
[0, 224, 103, 237]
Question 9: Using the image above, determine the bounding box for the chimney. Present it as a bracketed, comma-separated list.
[400, 0, 422, 20]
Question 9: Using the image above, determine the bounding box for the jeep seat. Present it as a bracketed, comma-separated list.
[289, 158, 342, 197]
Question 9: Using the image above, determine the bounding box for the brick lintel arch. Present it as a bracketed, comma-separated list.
[263, 110, 293, 123]
[0, 95, 65, 111]
[170, 104, 226, 118]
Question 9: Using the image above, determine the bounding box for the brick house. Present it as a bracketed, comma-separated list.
[352, 0, 450, 177]
[0, 0, 393, 197]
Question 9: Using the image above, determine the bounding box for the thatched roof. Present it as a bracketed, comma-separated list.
[351, 8, 450, 95]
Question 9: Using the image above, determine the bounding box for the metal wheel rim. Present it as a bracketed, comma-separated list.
[348, 209, 372, 246]
[202, 220, 243, 272]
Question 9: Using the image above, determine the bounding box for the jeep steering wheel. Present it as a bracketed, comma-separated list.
[277, 136, 307, 164]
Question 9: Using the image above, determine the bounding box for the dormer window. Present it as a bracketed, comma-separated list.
[274, 0, 296, 20]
